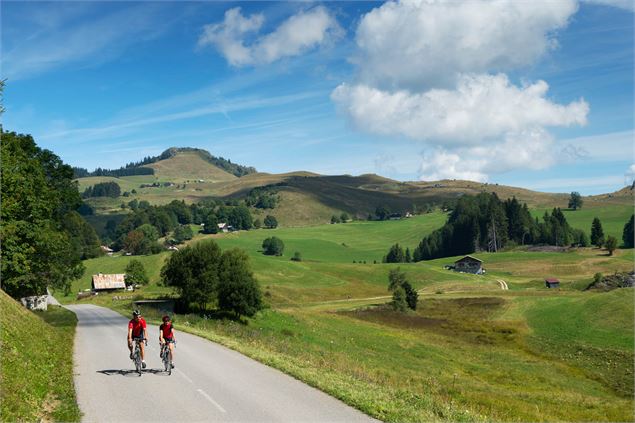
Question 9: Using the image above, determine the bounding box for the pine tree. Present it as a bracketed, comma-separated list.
[591, 217, 605, 247]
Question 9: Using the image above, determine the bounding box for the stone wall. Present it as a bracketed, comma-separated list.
[20, 295, 48, 311]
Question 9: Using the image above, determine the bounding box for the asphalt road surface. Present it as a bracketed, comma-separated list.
[66, 304, 377, 423]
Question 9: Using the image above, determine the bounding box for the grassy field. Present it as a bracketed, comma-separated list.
[0, 291, 81, 422]
[62, 209, 634, 421]
[110, 289, 633, 422]
[532, 202, 633, 241]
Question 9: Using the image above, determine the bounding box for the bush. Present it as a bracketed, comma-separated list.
[124, 259, 148, 287]
[391, 287, 408, 312]
[605, 236, 618, 256]
[264, 215, 278, 229]
[262, 237, 284, 256]
[291, 251, 302, 262]
[388, 268, 417, 311]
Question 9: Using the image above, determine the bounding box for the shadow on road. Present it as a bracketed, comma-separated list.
[97, 369, 170, 377]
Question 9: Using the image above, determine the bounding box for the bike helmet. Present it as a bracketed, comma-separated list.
[132, 310, 141, 317]
[162, 315, 170, 322]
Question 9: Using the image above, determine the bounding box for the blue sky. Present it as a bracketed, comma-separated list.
[1, 1, 633, 195]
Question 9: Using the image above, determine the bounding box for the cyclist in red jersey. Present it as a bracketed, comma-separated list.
[127, 310, 147, 368]
[159, 315, 176, 368]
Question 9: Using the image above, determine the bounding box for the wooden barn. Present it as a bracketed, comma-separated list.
[545, 278, 560, 288]
[92, 273, 126, 291]
[454, 256, 484, 274]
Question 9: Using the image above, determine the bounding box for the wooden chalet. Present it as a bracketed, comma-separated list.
[454, 255, 484, 274]
[92, 273, 126, 291]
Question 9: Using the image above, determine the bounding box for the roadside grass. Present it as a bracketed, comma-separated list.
[0, 290, 81, 422]
[110, 292, 633, 422]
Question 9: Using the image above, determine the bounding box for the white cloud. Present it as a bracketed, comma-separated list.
[199, 6, 342, 67]
[332, 0, 593, 183]
[419, 130, 556, 182]
[332, 74, 588, 145]
[353, 0, 577, 90]
[419, 150, 488, 182]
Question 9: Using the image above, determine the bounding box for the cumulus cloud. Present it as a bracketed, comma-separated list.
[332, 74, 588, 145]
[353, 0, 577, 90]
[199, 6, 342, 67]
[419, 130, 557, 182]
[332, 0, 591, 182]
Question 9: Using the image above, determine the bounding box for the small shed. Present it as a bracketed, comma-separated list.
[92, 273, 126, 291]
[545, 278, 560, 288]
[454, 256, 483, 274]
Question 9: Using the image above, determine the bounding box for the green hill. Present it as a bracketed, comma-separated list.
[76, 148, 634, 230]
[0, 290, 80, 422]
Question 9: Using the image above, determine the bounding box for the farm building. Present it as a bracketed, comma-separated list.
[454, 256, 484, 274]
[92, 273, 126, 291]
[545, 278, 560, 288]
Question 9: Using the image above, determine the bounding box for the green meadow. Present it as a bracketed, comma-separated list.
[532, 202, 633, 241]
[64, 211, 634, 421]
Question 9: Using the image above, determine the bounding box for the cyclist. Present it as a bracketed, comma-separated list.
[159, 315, 176, 368]
[127, 310, 147, 369]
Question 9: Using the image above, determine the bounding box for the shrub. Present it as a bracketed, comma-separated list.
[388, 268, 417, 311]
[124, 260, 148, 288]
[264, 215, 278, 229]
[262, 237, 284, 256]
[291, 252, 302, 262]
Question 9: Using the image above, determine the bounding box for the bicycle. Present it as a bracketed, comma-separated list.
[131, 339, 147, 376]
[160, 340, 176, 375]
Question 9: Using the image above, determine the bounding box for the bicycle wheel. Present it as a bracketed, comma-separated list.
[162, 348, 170, 373]
[135, 349, 142, 375]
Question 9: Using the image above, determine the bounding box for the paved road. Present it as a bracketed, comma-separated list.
[66, 305, 376, 423]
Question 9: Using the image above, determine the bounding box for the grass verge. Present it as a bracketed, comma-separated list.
[0, 290, 81, 422]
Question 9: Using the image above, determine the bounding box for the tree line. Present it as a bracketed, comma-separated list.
[1, 131, 103, 298]
[383, 192, 634, 262]
[82, 181, 121, 198]
[411, 193, 587, 261]
[73, 166, 154, 178]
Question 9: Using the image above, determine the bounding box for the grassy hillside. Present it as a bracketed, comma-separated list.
[77, 149, 634, 225]
[0, 291, 80, 422]
[144, 151, 237, 182]
[532, 203, 633, 241]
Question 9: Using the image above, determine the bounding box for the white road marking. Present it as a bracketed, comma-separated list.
[197, 389, 227, 413]
[176, 368, 194, 384]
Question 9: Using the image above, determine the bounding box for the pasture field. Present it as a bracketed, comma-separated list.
[531, 202, 633, 241]
[64, 212, 634, 421]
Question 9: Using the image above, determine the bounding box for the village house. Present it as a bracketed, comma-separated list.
[453, 255, 484, 274]
[91, 273, 126, 291]
[545, 278, 560, 288]
[217, 222, 234, 233]
[100, 245, 114, 256]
